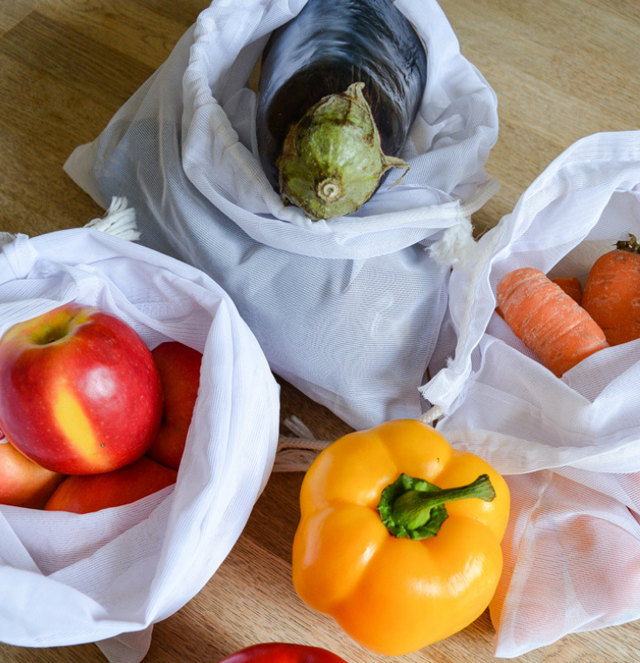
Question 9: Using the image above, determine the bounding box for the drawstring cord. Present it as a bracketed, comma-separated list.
[274, 406, 444, 473]
[83, 197, 141, 241]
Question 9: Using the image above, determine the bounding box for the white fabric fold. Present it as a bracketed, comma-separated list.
[63, 0, 498, 430]
[420, 130, 640, 657]
[0, 228, 280, 663]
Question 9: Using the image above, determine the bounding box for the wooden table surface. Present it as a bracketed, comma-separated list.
[1, 1, 640, 662]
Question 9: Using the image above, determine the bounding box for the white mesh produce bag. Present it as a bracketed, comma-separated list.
[0, 222, 280, 663]
[421, 131, 640, 657]
[63, 0, 499, 430]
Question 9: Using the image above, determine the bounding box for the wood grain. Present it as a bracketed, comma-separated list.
[1, 1, 639, 662]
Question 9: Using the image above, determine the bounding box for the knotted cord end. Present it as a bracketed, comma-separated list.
[84, 197, 140, 241]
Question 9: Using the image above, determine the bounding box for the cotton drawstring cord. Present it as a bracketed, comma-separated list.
[0, 199, 140, 248]
[417, 404, 443, 425]
[274, 408, 444, 473]
[274, 416, 332, 473]
[428, 177, 501, 268]
[84, 197, 141, 241]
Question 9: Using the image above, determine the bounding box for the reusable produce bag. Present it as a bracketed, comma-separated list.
[421, 131, 640, 657]
[0, 221, 280, 663]
[64, 0, 499, 431]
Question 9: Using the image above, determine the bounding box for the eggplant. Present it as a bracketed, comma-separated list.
[256, 0, 427, 220]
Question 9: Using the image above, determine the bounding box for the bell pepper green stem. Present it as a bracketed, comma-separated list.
[377, 473, 496, 540]
[393, 474, 495, 529]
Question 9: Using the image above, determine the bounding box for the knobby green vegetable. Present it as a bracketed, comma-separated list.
[278, 82, 409, 219]
[256, 0, 427, 220]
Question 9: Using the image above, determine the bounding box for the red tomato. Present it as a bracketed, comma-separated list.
[217, 643, 349, 663]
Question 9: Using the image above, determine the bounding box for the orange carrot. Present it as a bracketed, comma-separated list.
[496, 276, 582, 319]
[496, 267, 609, 377]
[582, 235, 640, 346]
[550, 277, 583, 305]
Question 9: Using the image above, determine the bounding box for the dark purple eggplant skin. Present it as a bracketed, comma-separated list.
[256, 0, 427, 190]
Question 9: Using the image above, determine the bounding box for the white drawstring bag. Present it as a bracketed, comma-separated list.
[63, 0, 499, 431]
[420, 131, 640, 657]
[0, 216, 280, 663]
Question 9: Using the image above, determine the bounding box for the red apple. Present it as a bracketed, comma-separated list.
[0, 441, 65, 509]
[146, 341, 202, 471]
[44, 456, 177, 513]
[0, 303, 164, 475]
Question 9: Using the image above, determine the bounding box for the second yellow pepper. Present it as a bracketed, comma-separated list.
[292, 419, 510, 656]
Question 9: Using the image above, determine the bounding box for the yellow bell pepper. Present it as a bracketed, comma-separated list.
[292, 419, 510, 656]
